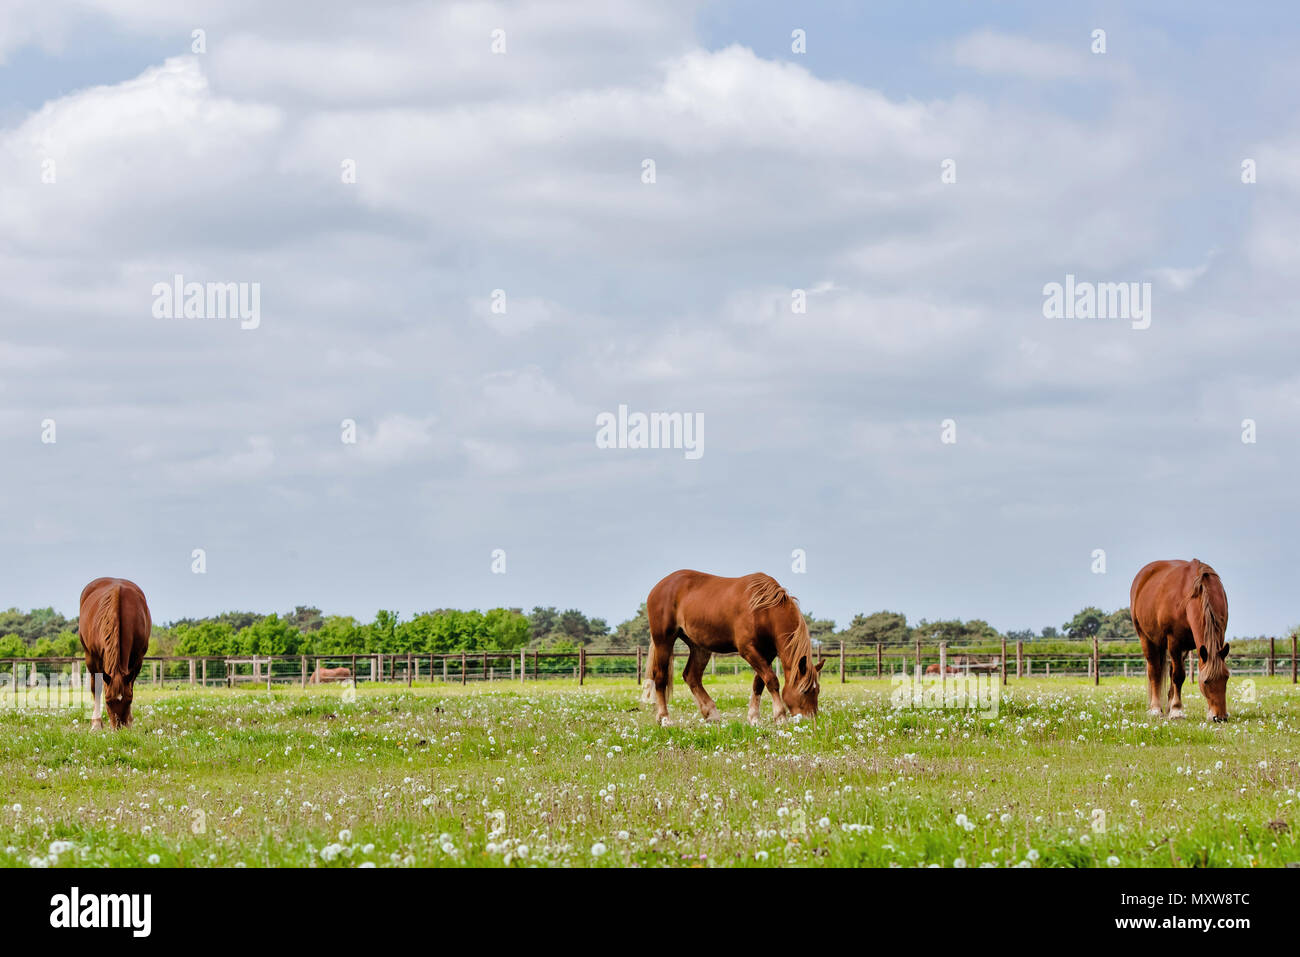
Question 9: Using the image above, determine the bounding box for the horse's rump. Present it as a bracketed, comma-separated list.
[1131, 558, 1228, 678]
[78, 578, 151, 695]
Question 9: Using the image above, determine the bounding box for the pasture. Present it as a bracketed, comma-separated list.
[1, 676, 1297, 868]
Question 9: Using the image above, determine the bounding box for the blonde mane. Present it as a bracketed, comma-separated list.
[746, 575, 816, 691]
[1190, 560, 1228, 683]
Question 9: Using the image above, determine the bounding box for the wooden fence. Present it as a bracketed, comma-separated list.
[3, 636, 1297, 690]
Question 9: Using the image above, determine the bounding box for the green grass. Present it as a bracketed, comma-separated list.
[1, 676, 1297, 867]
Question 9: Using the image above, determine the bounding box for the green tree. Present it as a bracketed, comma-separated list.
[839, 611, 910, 646]
[236, 614, 300, 656]
[610, 603, 650, 650]
[1063, 607, 1105, 641]
[1098, 608, 1136, 639]
[529, 607, 559, 642]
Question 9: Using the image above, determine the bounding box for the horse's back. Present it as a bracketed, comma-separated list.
[648, 570, 768, 622]
[1131, 559, 1224, 639]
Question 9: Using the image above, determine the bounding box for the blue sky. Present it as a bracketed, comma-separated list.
[2, 1, 1298, 638]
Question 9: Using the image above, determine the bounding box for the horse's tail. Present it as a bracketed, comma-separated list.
[1189, 560, 1227, 681]
[642, 645, 672, 703]
[96, 583, 124, 694]
[1153, 648, 1168, 709]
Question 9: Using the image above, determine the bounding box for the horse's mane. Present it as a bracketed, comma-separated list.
[1189, 560, 1227, 682]
[745, 575, 816, 692]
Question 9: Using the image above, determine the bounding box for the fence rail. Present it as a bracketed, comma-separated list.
[3, 635, 1297, 690]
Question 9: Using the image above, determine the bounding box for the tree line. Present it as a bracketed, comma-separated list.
[0, 601, 1234, 660]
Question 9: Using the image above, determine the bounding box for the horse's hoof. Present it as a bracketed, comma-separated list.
[748, 716, 760, 727]
[659, 717, 674, 727]
[1168, 708, 1186, 720]
[90, 719, 103, 731]
[703, 711, 723, 723]
[1147, 708, 1162, 717]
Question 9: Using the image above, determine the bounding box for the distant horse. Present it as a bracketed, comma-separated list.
[77, 578, 152, 730]
[308, 666, 352, 684]
[925, 656, 968, 675]
[641, 570, 824, 726]
[1130, 559, 1229, 721]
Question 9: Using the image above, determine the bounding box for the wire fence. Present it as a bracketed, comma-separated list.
[2, 635, 1297, 691]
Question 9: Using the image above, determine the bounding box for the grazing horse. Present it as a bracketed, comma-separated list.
[1130, 559, 1229, 721]
[77, 578, 152, 730]
[308, 666, 352, 684]
[925, 656, 968, 675]
[641, 570, 824, 726]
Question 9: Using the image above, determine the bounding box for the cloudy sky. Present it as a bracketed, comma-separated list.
[2, 1, 1298, 636]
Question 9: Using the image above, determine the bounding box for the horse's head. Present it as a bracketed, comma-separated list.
[1198, 642, 1230, 722]
[782, 655, 825, 718]
[104, 677, 135, 729]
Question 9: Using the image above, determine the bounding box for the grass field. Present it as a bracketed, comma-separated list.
[1, 675, 1297, 868]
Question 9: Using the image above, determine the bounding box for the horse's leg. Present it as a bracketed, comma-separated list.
[682, 644, 720, 721]
[1168, 652, 1186, 719]
[89, 670, 103, 731]
[647, 635, 674, 726]
[748, 673, 764, 725]
[739, 646, 786, 722]
[1140, 634, 1166, 716]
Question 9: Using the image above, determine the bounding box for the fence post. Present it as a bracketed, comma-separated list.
[914, 639, 921, 673]
[521, 648, 526, 684]
[636, 646, 643, 685]
[1093, 637, 1099, 685]
[461, 652, 467, 685]
[579, 647, 586, 685]
[710, 656, 716, 676]
[226, 660, 232, 689]
[876, 643, 882, 678]
[1269, 637, 1276, 677]
[301, 655, 307, 689]
[1001, 637, 1007, 686]
[1016, 641, 1023, 680]
[407, 652, 413, 687]
[840, 640, 845, 683]
[202, 658, 207, 687]
[533, 650, 539, 681]
[441, 656, 447, 681]
[939, 641, 947, 681]
[1292, 634, 1297, 684]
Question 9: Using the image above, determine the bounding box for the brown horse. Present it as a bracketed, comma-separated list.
[308, 666, 353, 684]
[642, 570, 824, 726]
[77, 577, 152, 730]
[1130, 559, 1229, 721]
[925, 656, 968, 675]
